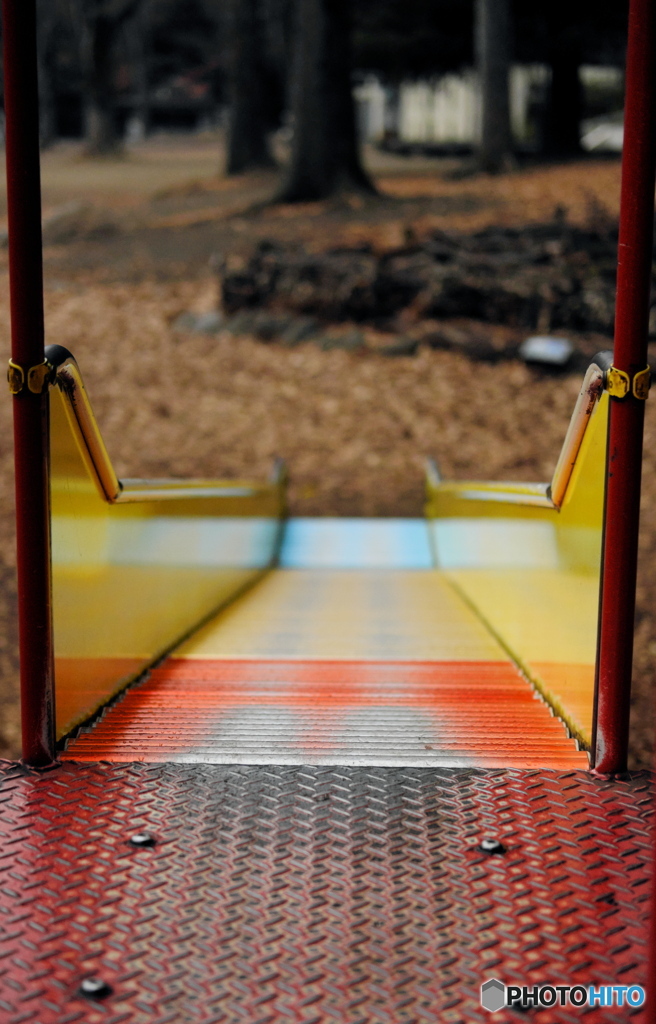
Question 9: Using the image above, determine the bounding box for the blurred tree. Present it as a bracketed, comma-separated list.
[129, 0, 151, 139]
[76, 0, 142, 154]
[22, 0, 628, 161]
[476, 0, 512, 170]
[514, 0, 627, 156]
[356, 0, 626, 159]
[353, 0, 473, 83]
[545, 8, 582, 156]
[36, 0, 61, 147]
[146, 0, 224, 130]
[149, 0, 221, 90]
[225, 0, 275, 172]
[277, 0, 373, 201]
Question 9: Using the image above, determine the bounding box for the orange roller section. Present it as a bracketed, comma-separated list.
[64, 658, 588, 769]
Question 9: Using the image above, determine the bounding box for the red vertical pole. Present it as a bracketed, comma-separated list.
[592, 0, 656, 775]
[651, 852, 656, 1024]
[2, 1, 55, 765]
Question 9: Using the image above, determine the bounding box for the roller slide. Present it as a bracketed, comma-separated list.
[1, 347, 651, 1024]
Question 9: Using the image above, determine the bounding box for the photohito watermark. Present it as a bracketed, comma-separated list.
[480, 978, 646, 1013]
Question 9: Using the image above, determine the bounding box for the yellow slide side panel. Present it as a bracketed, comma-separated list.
[50, 387, 284, 738]
[426, 393, 608, 746]
[447, 569, 597, 742]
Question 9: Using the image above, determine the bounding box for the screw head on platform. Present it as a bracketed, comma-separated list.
[479, 837, 506, 855]
[79, 977, 112, 999]
[128, 832, 156, 847]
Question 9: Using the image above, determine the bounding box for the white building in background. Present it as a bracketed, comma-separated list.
[355, 65, 622, 151]
[398, 72, 479, 144]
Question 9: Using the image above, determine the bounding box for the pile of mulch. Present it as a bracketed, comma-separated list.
[219, 212, 628, 347]
[0, 275, 653, 767]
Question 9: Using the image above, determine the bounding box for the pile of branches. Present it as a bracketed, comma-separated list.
[221, 215, 628, 336]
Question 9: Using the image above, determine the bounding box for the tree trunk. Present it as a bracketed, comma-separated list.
[80, 0, 142, 156]
[226, 0, 274, 174]
[476, 0, 513, 172]
[83, 15, 121, 153]
[37, 46, 57, 149]
[277, 0, 374, 202]
[544, 28, 582, 157]
[131, 0, 151, 142]
[36, 0, 57, 148]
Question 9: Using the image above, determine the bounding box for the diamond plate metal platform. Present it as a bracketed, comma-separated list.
[0, 761, 652, 1023]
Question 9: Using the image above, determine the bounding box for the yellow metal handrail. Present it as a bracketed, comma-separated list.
[48, 345, 121, 501]
[426, 354, 610, 513]
[47, 344, 280, 504]
[549, 360, 606, 508]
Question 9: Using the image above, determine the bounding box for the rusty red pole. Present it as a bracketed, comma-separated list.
[651, 850, 656, 1024]
[592, 0, 656, 775]
[2, 0, 55, 765]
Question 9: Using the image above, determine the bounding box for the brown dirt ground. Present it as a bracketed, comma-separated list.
[0, 137, 652, 766]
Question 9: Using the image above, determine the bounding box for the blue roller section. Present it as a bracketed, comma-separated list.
[279, 518, 433, 569]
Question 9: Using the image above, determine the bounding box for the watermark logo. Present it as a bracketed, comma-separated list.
[480, 979, 646, 1012]
[481, 979, 505, 1013]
